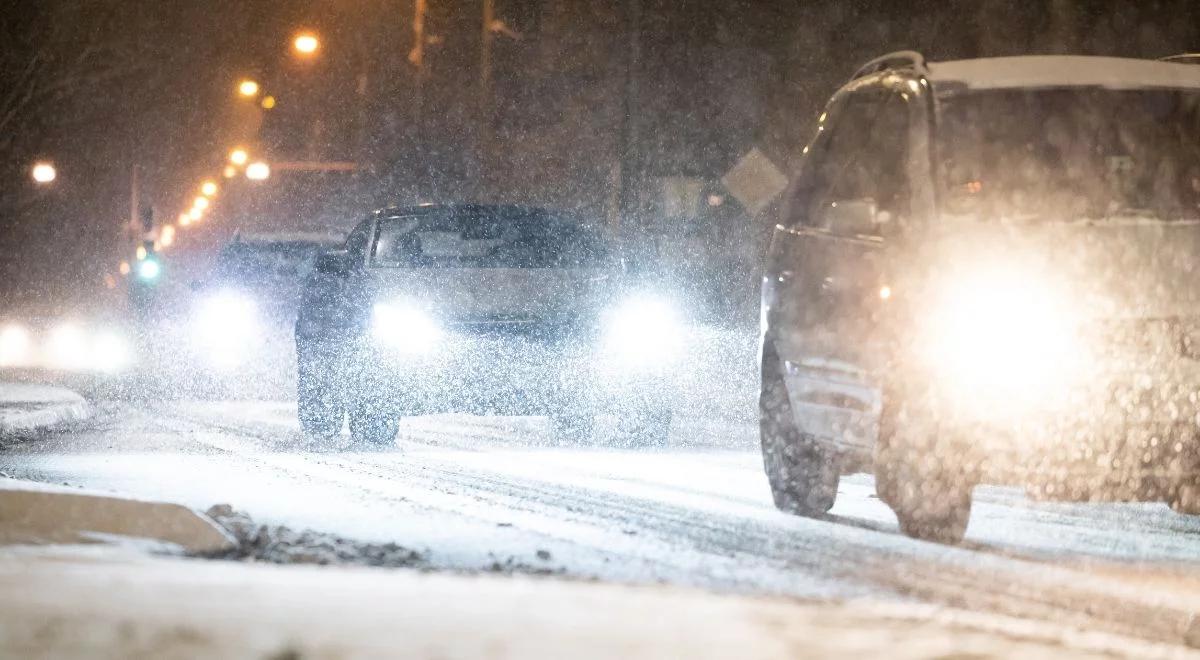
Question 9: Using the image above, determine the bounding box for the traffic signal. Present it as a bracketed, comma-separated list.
[136, 240, 161, 282]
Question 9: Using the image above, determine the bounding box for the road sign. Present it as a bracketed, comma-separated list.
[721, 147, 788, 217]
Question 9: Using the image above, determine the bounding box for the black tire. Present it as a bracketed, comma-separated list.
[551, 410, 595, 443]
[349, 403, 399, 446]
[877, 389, 973, 544]
[759, 342, 839, 516]
[618, 407, 672, 448]
[296, 340, 345, 437]
[890, 477, 973, 544]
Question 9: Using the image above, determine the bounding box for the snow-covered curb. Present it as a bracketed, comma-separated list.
[0, 550, 1183, 659]
[0, 382, 91, 435]
[0, 479, 235, 554]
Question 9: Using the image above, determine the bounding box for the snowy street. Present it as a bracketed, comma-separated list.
[4, 395, 1200, 649]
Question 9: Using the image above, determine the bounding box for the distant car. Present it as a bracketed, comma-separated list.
[0, 313, 133, 375]
[295, 204, 681, 445]
[189, 232, 343, 371]
[760, 53, 1200, 544]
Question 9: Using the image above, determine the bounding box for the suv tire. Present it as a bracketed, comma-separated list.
[349, 403, 399, 446]
[877, 391, 973, 544]
[759, 342, 839, 516]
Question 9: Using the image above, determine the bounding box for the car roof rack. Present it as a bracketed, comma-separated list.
[1161, 53, 1200, 65]
[850, 50, 928, 81]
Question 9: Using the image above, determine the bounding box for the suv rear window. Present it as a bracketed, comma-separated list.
[371, 209, 611, 269]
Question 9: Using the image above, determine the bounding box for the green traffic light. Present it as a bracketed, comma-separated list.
[136, 258, 161, 280]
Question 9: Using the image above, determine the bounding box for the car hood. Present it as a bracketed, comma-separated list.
[365, 267, 617, 323]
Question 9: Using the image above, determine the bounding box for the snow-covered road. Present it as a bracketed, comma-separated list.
[4, 399, 1200, 649]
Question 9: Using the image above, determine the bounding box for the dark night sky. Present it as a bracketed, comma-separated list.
[2, 0, 1198, 310]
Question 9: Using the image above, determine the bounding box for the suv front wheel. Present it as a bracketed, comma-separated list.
[876, 392, 973, 544]
[759, 342, 839, 516]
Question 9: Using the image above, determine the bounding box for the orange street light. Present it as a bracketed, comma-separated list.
[261, 95, 276, 110]
[192, 196, 210, 211]
[179, 212, 191, 227]
[223, 165, 237, 178]
[237, 79, 260, 97]
[245, 161, 270, 181]
[159, 224, 176, 248]
[229, 148, 248, 165]
[188, 207, 202, 222]
[31, 162, 56, 184]
[201, 180, 218, 197]
[293, 32, 319, 56]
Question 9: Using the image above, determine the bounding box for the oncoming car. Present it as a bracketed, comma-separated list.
[188, 232, 343, 372]
[295, 204, 681, 445]
[760, 53, 1200, 543]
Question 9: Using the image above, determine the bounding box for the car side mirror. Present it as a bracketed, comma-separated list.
[315, 250, 353, 276]
[824, 199, 883, 237]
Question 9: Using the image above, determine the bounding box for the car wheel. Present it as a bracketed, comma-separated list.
[296, 341, 345, 437]
[618, 406, 672, 448]
[349, 404, 399, 446]
[551, 410, 595, 443]
[877, 391, 973, 544]
[759, 342, 839, 516]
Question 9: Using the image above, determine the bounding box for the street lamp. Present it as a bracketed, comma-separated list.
[201, 180, 218, 197]
[188, 207, 202, 222]
[31, 162, 56, 184]
[223, 165, 237, 179]
[229, 148, 248, 166]
[192, 196, 209, 211]
[293, 32, 319, 56]
[237, 79, 260, 97]
[245, 161, 270, 181]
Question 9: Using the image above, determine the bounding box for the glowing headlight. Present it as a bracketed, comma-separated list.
[92, 331, 131, 372]
[917, 271, 1084, 405]
[193, 291, 260, 368]
[602, 294, 684, 364]
[0, 325, 31, 367]
[371, 302, 442, 353]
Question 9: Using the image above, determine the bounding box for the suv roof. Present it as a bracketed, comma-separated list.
[925, 56, 1200, 91]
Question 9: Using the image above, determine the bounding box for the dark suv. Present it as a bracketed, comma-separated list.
[296, 204, 681, 446]
[760, 53, 1200, 543]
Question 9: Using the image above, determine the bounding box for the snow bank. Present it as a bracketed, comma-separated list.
[0, 479, 234, 554]
[0, 381, 90, 435]
[0, 549, 1178, 659]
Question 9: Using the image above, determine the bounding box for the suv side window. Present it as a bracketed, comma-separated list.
[799, 89, 910, 234]
[345, 220, 372, 258]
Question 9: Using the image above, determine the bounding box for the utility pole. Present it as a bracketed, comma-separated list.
[478, 0, 494, 196]
[410, 0, 428, 193]
[616, 0, 643, 232]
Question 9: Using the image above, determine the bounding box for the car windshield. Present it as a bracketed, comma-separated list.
[215, 241, 328, 280]
[371, 210, 611, 269]
[937, 88, 1200, 221]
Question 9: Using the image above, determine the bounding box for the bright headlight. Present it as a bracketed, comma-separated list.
[603, 294, 684, 364]
[193, 291, 260, 368]
[917, 271, 1083, 406]
[48, 323, 89, 369]
[0, 325, 31, 367]
[92, 331, 131, 372]
[372, 302, 442, 353]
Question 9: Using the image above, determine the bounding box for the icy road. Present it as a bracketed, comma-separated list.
[4, 397, 1200, 649]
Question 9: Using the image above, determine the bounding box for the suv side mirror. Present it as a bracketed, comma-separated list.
[315, 250, 354, 276]
[824, 199, 882, 237]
